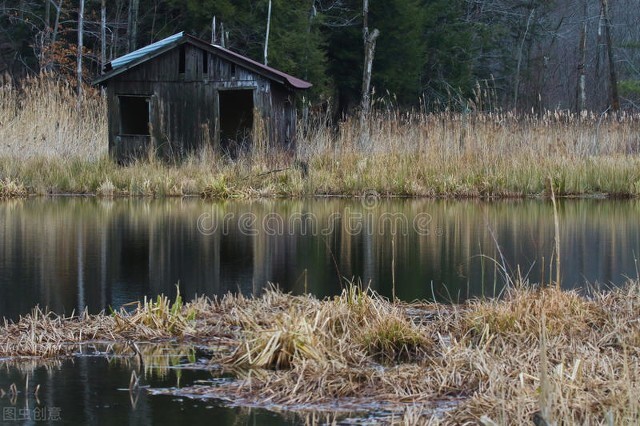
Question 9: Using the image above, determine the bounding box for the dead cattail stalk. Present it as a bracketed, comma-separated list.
[549, 176, 561, 288]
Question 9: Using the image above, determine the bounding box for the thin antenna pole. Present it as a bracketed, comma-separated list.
[264, 0, 271, 65]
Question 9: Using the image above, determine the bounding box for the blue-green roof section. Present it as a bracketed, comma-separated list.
[109, 32, 184, 70]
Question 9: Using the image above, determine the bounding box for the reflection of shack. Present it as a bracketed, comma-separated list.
[94, 32, 311, 162]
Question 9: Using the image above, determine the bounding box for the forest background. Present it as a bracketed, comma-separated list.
[2, 0, 640, 116]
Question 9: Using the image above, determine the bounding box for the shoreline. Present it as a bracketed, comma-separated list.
[2, 155, 640, 200]
[3, 76, 640, 201]
[0, 190, 628, 200]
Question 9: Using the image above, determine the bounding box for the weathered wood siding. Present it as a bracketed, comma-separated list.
[271, 84, 297, 148]
[106, 42, 297, 161]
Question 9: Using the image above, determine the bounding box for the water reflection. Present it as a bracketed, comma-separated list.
[1, 197, 639, 320]
[0, 357, 298, 426]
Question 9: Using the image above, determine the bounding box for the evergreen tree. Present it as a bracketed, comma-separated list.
[325, 0, 425, 112]
[370, 0, 425, 106]
[421, 0, 477, 106]
[259, 0, 330, 99]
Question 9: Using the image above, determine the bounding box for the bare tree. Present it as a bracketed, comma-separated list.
[100, 0, 106, 71]
[513, 7, 535, 111]
[45, 0, 50, 33]
[576, 0, 587, 112]
[127, 0, 139, 52]
[211, 15, 216, 44]
[51, 0, 63, 44]
[360, 0, 379, 123]
[77, 0, 83, 98]
[600, 0, 619, 111]
[264, 0, 271, 65]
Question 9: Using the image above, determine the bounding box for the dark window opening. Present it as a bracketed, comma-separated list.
[230, 63, 236, 78]
[179, 45, 185, 74]
[202, 50, 208, 74]
[219, 89, 254, 156]
[119, 96, 150, 135]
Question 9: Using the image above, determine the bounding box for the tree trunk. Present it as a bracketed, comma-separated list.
[211, 16, 216, 44]
[264, 0, 271, 65]
[77, 0, 84, 99]
[360, 0, 379, 125]
[361, 30, 379, 119]
[576, 0, 587, 113]
[601, 0, 619, 111]
[113, 0, 124, 58]
[45, 0, 51, 34]
[100, 0, 107, 72]
[127, 0, 140, 52]
[150, 3, 157, 42]
[513, 8, 535, 112]
[52, 0, 62, 44]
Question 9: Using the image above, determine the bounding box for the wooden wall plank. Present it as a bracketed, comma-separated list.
[105, 41, 300, 162]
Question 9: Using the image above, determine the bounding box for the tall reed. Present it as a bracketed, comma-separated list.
[2, 74, 640, 198]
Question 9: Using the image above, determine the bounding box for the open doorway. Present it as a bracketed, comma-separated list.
[218, 89, 254, 156]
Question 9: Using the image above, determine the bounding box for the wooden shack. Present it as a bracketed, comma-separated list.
[93, 32, 312, 161]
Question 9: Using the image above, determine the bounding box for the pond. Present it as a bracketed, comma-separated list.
[0, 345, 362, 425]
[1, 197, 640, 424]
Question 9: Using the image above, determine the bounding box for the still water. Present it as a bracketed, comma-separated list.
[1, 197, 640, 424]
[2, 197, 639, 320]
[0, 349, 321, 425]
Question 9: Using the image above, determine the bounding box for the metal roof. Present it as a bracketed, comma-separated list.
[108, 32, 184, 71]
[95, 32, 311, 90]
[210, 43, 312, 90]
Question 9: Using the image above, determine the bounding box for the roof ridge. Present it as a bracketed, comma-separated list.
[97, 31, 311, 90]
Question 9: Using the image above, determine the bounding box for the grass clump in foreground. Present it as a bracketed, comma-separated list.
[2, 282, 640, 423]
[3, 75, 640, 198]
[114, 289, 197, 336]
[225, 285, 430, 369]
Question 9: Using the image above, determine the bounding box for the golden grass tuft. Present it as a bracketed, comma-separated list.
[201, 175, 237, 199]
[359, 315, 429, 363]
[229, 310, 324, 369]
[113, 289, 198, 338]
[226, 285, 431, 369]
[463, 285, 609, 342]
[0, 178, 27, 198]
[96, 178, 116, 197]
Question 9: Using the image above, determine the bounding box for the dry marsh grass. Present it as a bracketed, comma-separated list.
[0, 178, 27, 198]
[0, 74, 106, 160]
[1, 75, 640, 198]
[225, 285, 430, 369]
[113, 289, 198, 337]
[1, 282, 639, 423]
